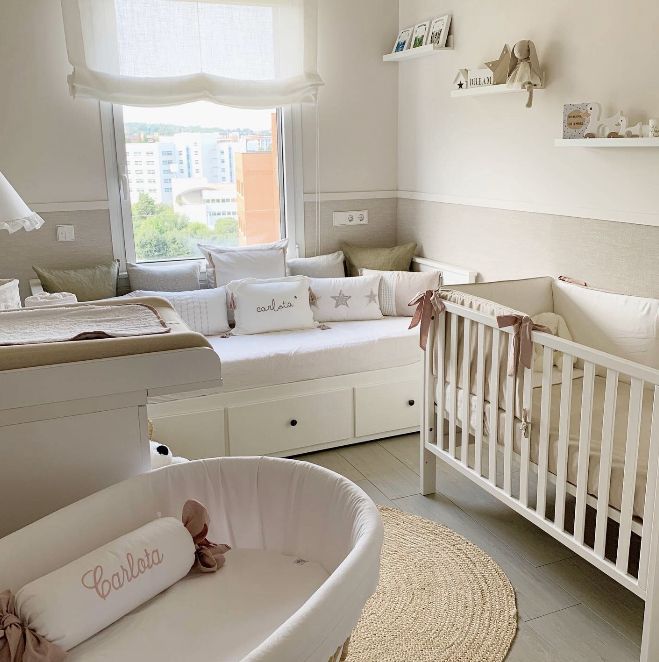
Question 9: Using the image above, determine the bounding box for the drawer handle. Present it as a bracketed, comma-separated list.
[408, 400, 415, 407]
[290, 419, 298, 427]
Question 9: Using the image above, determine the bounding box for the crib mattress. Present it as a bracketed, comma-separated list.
[67, 548, 329, 661]
[444, 376, 655, 519]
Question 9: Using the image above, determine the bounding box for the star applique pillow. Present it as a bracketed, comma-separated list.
[309, 275, 383, 322]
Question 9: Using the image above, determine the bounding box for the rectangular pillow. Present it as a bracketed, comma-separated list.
[127, 261, 200, 292]
[126, 288, 229, 336]
[0, 279, 21, 310]
[340, 242, 416, 277]
[227, 276, 315, 335]
[287, 251, 345, 278]
[309, 275, 383, 322]
[361, 269, 441, 316]
[198, 240, 288, 287]
[15, 518, 194, 651]
[33, 261, 119, 302]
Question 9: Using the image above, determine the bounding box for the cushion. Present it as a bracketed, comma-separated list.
[340, 242, 416, 277]
[127, 262, 200, 292]
[226, 276, 315, 335]
[199, 240, 288, 288]
[309, 275, 383, 322]
[531, 312, 575, 371]
[287, 251, 345, 278]
[0, 279, 20, 310]
[361, 269, 440, 316]
[15, 518, 194, 651]
[126, 288, 229, 336]
[33, 261, 119, 302]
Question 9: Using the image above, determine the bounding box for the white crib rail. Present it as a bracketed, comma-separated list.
[422, 300, 659, 604]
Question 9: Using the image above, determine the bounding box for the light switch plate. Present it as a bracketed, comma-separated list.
[56, 224, 75, 241]
[332, 210, 368, 226]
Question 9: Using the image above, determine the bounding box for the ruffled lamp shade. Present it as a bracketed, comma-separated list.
[0, 170, 44, 233]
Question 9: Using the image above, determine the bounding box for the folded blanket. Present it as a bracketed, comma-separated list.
[0, 304, 170, 346]
[24, 292, 78, 308]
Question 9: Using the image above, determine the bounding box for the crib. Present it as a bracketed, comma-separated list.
[419, 277, 659, 661]
[0, 456, 383, 661]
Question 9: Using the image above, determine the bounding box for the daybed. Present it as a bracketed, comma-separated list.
[0, 456, 384, 662]
[148, 257, 477, 459]
[419, 276, 659, 661]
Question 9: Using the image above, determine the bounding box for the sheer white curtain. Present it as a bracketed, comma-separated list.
[61, 0, 323, 108]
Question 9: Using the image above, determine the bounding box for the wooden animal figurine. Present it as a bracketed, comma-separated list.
[650, 119, 659, 138]
[583, 103, 602, 137]
[506, 40, 543, 108]
[597, 111, 627, 137]
[624, 121, 643, 138]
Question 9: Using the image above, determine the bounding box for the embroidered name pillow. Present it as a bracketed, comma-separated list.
[226, 276, 315, 335]
[309, 275, 383, 322]
[360, 269, 441, 316]
[14, 518, 194, 651]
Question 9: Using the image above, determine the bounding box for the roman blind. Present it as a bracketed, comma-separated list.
[60, 0, 323, 108]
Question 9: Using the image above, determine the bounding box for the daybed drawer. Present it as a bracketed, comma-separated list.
[227, 390, 353, 456]
[150, 409, 226, 460]
[355, 379, 420, 437]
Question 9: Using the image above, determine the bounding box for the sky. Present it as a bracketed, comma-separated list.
[122, 101, 273, 130]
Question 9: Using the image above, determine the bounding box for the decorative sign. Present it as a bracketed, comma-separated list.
[563, 102, 601, 139]
[467, 68, 493, 88]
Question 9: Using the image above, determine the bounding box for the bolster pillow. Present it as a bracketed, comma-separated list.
[14, 517, 195, 651]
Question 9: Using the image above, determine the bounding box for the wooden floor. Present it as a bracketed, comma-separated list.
[298, 433, 644, 662]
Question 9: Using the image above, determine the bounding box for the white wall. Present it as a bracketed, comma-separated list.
[398, 0, 659, 227]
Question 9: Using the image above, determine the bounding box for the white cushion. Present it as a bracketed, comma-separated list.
[227, 276, 315, 335]
[531, 312, 576, 371]
[126, 288, 229, 335]
[0, 279, 21, 310]
[287, 251, 345, 278]
[15, 518, 194, 651]
[199, 240, 288, 287]
[309, 275, 383, 322]
[361, 269, 440, 316]
[127, 262, 200, 292]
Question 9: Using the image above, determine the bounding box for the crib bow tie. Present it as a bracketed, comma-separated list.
[0, 590, 66, 662]
[496, 314, 551, 376]
[409, 290, 445, 351]
[182, 500, 231, 573]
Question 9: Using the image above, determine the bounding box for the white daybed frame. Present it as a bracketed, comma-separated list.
[144, 257, 477, 460]
[420, 287, 659, 661]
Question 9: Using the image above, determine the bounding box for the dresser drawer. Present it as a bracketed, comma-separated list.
[355, 379, 420, 437]
[227, 389, 354, 456]
[150, 409, 226, 460]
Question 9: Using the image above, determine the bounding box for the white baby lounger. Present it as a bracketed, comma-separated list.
[0, 457, 383, 662]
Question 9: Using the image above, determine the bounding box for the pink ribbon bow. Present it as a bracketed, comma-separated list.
[0, 590, 66, 662]
[496, 314, 551, 376]
[408, 290, 445, 351]
[182, 500, 231, 573]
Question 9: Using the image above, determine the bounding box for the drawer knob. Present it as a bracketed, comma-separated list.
[290, 419, 298, 427]
[408, 400, 415, 407]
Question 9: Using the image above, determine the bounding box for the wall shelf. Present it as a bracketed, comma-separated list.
[451, 82, 544, 98]
[383, 36, 454, 62]
[554, 138, 659, 148]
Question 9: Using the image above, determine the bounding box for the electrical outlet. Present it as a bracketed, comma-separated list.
[56, 225, 75, 242]
[332, 210, 368, 226]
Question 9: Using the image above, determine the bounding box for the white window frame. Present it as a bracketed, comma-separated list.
[100, 101, 305, 272]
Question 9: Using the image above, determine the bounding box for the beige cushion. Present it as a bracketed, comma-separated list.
[287, 251, 345, 278]
[361, 269, 440, 316]
[340, 242, 416, 277]
[33, 261, 119, 302]
[531, 312, 575, 371]
[127, 261, 200, 292]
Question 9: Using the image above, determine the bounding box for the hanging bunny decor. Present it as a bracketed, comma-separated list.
[507, 40, 543, 108]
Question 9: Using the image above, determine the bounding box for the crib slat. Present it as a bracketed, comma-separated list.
[503, 335, 515, 496]
[436, 313, 446, 450]
[448, 313, 458, 458]
[474, 323, 486, 476]
[554, 354, 574, 532]
[461, 319, 472, 466]
[594, 369, 619, 558]
[489, 329, 501, 485]
[520, 365, 534, 507]
[616, 378, 644, 574]
[574, 361, 596, 544]
[536, 346, 554, 519]
[639, 386, 659, 588]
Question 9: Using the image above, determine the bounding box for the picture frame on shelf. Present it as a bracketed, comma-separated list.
[392, 27, 413, 53]
[428, 15, 451, 48]
[411, 21, 430, 49]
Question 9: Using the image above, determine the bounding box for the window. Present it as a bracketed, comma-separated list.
[112, 101, 290, 263]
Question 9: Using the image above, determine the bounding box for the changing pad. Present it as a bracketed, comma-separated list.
[68, 549, 329, 661]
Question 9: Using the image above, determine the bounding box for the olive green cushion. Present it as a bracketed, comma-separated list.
[33, 261, 119, 302]
[341, 242, 417, 277]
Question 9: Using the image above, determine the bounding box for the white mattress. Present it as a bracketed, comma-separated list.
[68, 548, 329, 662]
[208, 317, 421, 392]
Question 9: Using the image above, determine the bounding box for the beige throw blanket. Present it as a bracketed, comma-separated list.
[0, 304, 170, 346]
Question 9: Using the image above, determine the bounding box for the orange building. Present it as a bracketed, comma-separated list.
[236, 113, 281, 245]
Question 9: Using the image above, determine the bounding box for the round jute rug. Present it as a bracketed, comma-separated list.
[346, 507, 517, 662]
